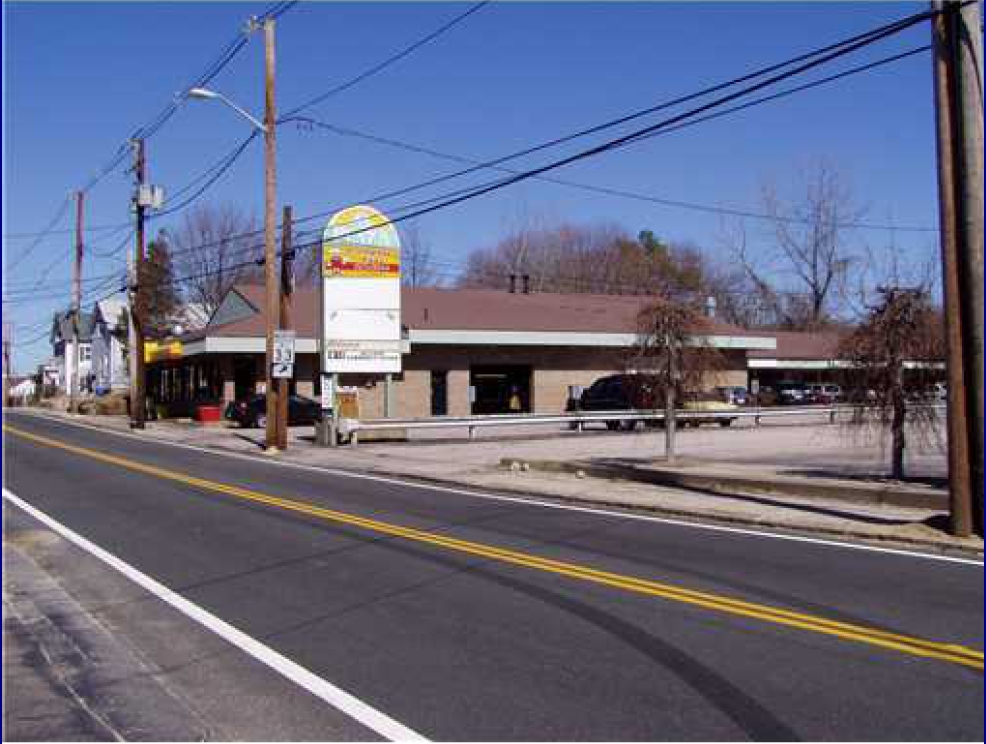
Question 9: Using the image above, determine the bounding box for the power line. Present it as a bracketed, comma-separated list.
[4, 195, 73, 273]
[68, 5, 937, 266]
[42, 7, 939, 285]
[151, 133, 260, 219]
[294, 43, 937, 234]
[288, 7, 931, 229]
[288, 6, 937, 253]
[279, 1, 490, 120]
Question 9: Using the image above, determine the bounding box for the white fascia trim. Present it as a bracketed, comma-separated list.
[188, 332, 776, 354]
[196, 336, 411, 356]
[409, 329, 776, 350]
[749, 359, 946, 371]
[748, 359, 849, 370]
[204, 337, 319, 354]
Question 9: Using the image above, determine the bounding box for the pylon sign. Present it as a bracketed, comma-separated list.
[320, 205, 402, 373]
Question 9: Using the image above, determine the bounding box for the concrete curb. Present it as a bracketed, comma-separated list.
[12, 409, 981, 559]
[501, 457, 949, 510]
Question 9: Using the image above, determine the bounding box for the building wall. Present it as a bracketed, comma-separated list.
[164, 342, 751, 418]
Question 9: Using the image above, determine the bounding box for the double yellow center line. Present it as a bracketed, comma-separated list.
[5, 423, 983, 672]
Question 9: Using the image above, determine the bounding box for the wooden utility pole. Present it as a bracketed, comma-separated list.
[276, 205, 293, 450]
[2, 323, 12, 408]
[69, 190, 84, 414]
[931, 0, 983, 536]
[951, 0, 984, 536]
[263, 17, 280, 451]
[130, 139, 148, 429]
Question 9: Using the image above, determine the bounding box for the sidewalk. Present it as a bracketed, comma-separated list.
[16, 409, 982, 557]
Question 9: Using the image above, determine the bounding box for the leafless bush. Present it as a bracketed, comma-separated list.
[838, 287, 945, 479]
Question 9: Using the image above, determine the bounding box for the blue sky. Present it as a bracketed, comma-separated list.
[3, 2, 944, 371]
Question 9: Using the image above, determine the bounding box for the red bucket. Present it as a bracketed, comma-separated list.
[195, 404, 223, 424]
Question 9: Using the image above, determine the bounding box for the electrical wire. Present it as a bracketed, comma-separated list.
[5, 196, 73, 273]
[286, 6, 937, 253]
[293, 44, 937, 234]
[71, 6, 940, 264]
[279, 1, 490, 120]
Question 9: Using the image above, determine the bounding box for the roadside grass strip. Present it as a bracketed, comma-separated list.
[6, 424, 983, 673]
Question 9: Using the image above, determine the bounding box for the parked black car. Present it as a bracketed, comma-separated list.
[225, 394, 323, 428]
[577, 374, 661, 430]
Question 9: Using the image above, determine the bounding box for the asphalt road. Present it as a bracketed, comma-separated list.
[3, 410, 983, 741]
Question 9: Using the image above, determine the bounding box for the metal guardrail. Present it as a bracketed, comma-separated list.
[338, 404, 915, 445]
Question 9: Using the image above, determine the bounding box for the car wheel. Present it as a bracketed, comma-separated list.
[606, 421, 620, 431]
[719, 419, 733, 428]
[619, 420, 638, 432]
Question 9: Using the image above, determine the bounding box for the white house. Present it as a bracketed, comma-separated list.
[50, 310, 95, 395]
[91, 297, 130, 393]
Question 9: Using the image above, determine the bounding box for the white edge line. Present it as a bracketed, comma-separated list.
[1, 487, 428, 743]
[9, 410, 984, 567]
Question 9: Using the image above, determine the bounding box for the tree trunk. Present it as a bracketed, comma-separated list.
[891, 393, 906, 480]
[665, 383, 676, 465]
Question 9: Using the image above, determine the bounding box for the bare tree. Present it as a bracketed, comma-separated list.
[633, 295, 722, 463]
[459, 221, 711, 298]
[839, 287, 944, 480]
[168, 204, 261, 317]
[725, 160, 865, 329]
[400, 222, 439, 287]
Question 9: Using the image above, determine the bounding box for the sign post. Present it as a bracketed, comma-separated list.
[318, 205, 402, 446]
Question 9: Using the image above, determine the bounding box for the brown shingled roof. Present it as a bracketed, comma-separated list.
[206, 284, 752, 338]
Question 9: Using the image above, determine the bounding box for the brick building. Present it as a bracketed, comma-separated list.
[145, 284, 776, 418]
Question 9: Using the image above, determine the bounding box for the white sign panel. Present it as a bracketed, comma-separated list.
[272, 330, 296, 378]
[273, 329, 296, 364]
[321, 205, 402, 373]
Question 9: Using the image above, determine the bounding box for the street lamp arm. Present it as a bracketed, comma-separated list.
[213, 92, 268, 133]
[186, 87, 267, 132]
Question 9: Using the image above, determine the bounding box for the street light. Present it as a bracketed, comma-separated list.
[186, 87, 268, 133]
[185, 19, 280, 453]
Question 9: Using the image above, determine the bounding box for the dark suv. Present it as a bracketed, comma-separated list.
[577, 374, 661, 430]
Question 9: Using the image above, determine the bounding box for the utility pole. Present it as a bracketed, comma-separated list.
[276, 205, 293, 450]
[951, 0, 984, 537]
[931, 0, 983, 537]
[69, 190, 84, 414]
[262, 17, 280, 452]
[2, 323, 12, 408]
[130, 138, 148, 429]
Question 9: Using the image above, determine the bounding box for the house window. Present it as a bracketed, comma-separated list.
[80, 345, 92, 362]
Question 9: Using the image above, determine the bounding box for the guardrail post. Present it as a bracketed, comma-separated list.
[576, 420, 584, 432]
[829, 408, 836, 424]
[468, 425, 475, 440]
[350, 430, 358, 447]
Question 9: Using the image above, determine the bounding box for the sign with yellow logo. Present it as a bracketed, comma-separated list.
[320, 205, 403, 374]
[144, 340, 182, 363]
[321, 205, 401, 279]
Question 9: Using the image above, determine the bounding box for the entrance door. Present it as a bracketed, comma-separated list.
[233, 357, 255, 401]
[431, 371, 448, 416]
[470, 365, 531, 414]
